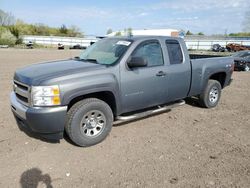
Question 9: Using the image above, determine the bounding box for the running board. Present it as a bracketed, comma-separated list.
[115, 100, 185, 124]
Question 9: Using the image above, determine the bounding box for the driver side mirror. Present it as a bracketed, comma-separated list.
[127, 57, 147, 68]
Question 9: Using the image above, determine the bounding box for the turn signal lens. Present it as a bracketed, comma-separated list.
[52, 96, 61, 105]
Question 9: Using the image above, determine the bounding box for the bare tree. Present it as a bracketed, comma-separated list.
[106, 28, 113, 35]
[127, 27, 132, 36]
[115, 31, 122, 36]
[59, 24, 68, 35]
[0, 9, 15, 26]
[242, 9, 250, 32]
[68, 25, 83, 37]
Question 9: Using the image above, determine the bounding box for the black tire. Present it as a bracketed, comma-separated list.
[65, 98, 113, 147]
[199, 80, 222, 108]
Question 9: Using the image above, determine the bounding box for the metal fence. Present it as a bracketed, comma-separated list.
[185, 35, 250, 40]
[185, 39, 250, 50]
[23, 35, 98, 47]
[23, 35, 250, 50]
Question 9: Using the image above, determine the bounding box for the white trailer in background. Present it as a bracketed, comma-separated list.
[23, 35, 98, 48]
[107, 29, 185, 38]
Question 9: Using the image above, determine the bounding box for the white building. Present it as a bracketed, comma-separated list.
[107, 29, 185, 38]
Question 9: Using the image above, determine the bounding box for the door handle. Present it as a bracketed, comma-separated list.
[156, 71, 166, 77]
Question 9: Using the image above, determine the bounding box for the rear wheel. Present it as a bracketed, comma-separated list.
[199, 80, 222, 108]
[66, 98, 113, 147]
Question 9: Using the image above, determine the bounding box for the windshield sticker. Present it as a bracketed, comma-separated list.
[116, 41, 131, 46]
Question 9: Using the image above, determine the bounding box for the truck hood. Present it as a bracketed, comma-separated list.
[14, 59, 106, 85]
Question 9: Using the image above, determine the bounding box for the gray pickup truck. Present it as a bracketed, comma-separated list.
[11, 36, 234, 146]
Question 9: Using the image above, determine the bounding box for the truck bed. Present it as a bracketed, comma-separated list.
[188, 56, 234, 97]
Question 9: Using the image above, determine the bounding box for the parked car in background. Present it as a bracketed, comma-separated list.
[26, 41, 33, 49]
[69, 44, 86, 50]
[58, 43, 64, 50]
[226, 43, 250, 52]
[212, 44, 225, 52]
[232, 50, 250, 71]
[0, 45, 9, 48]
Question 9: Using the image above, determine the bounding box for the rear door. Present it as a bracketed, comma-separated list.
[164, 39, 191, 101]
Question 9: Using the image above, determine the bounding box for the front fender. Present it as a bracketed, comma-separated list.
[60, 73, 121, 113]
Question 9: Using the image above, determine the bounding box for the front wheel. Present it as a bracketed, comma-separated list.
[66, 98, 113, 147]
[199, 80, 222, 108]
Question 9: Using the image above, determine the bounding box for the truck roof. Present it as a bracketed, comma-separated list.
[108, 35, 181, 41]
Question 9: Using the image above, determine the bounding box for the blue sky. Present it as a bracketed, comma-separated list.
[0, 0, 248, 35]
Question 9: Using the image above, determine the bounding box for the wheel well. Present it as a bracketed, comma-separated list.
[209, 72, 226, 88]
[67, 91, 117, 116]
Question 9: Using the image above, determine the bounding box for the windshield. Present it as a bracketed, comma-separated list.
[79, 38, 133, 65]
[232, 51, 250, 58]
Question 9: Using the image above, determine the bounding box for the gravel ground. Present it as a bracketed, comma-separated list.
[0, 49, 250, 188]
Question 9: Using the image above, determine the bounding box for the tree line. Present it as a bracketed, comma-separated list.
[106, 28, 133, 36]
[0, 9, 83, 46]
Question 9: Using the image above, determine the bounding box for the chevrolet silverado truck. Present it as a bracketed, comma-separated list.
[10, 36, 234, 146]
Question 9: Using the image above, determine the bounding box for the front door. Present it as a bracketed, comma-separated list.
[120, 40, 168, 113]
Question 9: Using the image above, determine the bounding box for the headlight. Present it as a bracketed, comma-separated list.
[31, 85, 61, 106]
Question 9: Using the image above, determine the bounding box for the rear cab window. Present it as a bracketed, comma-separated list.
[165, 40, 183, 65]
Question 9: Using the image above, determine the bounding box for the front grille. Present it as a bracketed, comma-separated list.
[15, 82, 29, 90]
[16, 93, 29, 103]
[13, 80, 31, 106]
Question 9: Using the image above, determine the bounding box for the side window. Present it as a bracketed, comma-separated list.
[132, 41, 164, 67]
[166, 40, 183, 64]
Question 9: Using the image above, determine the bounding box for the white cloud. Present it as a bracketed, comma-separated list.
[138, 12, 149, 17]
[151, 0, 248, 11]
